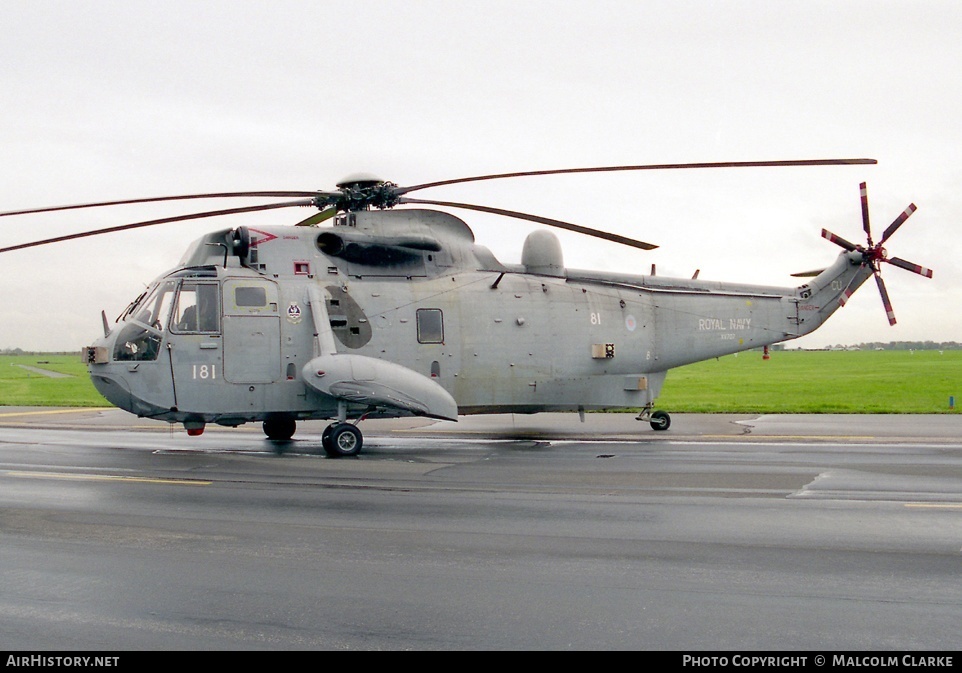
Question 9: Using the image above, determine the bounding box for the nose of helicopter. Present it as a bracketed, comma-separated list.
[84, 334, 172, 419]
[88, 366, 134, 413]
[84, 334, 132, 412]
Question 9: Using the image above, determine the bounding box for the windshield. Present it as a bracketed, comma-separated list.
[124, 281, 177, 329]
[113, 280, 177, 361]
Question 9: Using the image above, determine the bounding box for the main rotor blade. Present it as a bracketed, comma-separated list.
[821, 228, 859, 252]
[395, 158, 878, 195]
[879, 203, 917, 245]
[294, 206, 338, 227]
[0, 192, 325, 218]
[0, 199, 315, 254]
[874, 271, 897, 325]
[859, 182, 873, 244]
[886, 256, 934, 278]
[397, 197, 658, 250]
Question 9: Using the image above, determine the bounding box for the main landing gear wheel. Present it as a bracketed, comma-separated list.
[322, 422, 363, 457]
[263, 417, 296, 441]
[649, 410, 671, 431]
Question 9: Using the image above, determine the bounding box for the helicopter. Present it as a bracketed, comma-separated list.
[0, 159, 933, 457]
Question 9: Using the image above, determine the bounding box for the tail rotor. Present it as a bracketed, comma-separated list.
[820, 182, 933, 326]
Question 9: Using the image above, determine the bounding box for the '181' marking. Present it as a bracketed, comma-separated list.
[192, 365, 216, 380]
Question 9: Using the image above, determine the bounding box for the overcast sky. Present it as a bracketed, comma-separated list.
[2, 0, 959, 352]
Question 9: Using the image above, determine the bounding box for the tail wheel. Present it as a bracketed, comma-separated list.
[650, 410, 671, 431]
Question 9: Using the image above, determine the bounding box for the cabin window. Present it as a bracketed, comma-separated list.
[416, 308, 444, 344]
[172, 282, 220, 334]
[235, 286, 268, 308]
[222, 279, 279, 316]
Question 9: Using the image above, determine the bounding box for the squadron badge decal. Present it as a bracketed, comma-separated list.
[287, 302, 303, 324]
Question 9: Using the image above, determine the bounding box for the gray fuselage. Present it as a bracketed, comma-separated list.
[85, 209, 869, 428]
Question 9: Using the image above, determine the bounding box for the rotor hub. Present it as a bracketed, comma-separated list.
[312, 178, 401, 213]
[866, 245, 887, 264]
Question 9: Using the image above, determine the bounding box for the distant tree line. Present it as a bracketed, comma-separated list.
[760, 342, 960, 353]
[786, 341, 962, 352]
[847, 341, 961, 351]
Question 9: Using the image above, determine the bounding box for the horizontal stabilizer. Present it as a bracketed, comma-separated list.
[791, 268, 825, 278]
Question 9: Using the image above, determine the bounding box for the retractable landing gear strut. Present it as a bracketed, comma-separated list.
[321, 402, 364, 457]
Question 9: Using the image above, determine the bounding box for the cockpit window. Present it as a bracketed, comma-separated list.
[126, 281, 177, 330]
[117, 289, 148, 323]
[113, 281, 177, 361]
[113, 323, 163, 361]
[171, 282, 220, 333]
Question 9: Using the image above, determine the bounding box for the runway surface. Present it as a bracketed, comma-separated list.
[1, 407, 960, 651]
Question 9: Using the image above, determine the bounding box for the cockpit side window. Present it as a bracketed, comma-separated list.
[171, 282, 221, 334]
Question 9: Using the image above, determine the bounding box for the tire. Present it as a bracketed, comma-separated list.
[324, 423, 363, 457]
[263, 417, 296, 441]
[649, 410, 671, 431]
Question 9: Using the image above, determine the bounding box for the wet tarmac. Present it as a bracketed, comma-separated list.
[1, 407, 960, 650]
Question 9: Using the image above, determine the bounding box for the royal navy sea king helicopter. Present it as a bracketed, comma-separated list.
[0, 159, 933, 457]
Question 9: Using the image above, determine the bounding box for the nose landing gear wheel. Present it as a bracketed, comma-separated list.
[322, 422, 363, 457]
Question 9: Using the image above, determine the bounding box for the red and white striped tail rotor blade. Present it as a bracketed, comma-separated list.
[821, 228, 859, 251]
[879, 203, 917, 245]
[860, 182, 873, 243]
[886, 256, 934, 278]
[874, 271, 897, 326]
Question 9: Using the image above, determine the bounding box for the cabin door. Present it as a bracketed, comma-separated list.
[222, 278, 282, 384]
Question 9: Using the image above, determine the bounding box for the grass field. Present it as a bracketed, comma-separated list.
[1, 350, 959, 413]
[0, 354, 107, 407]
[656, 349, 960, 413]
